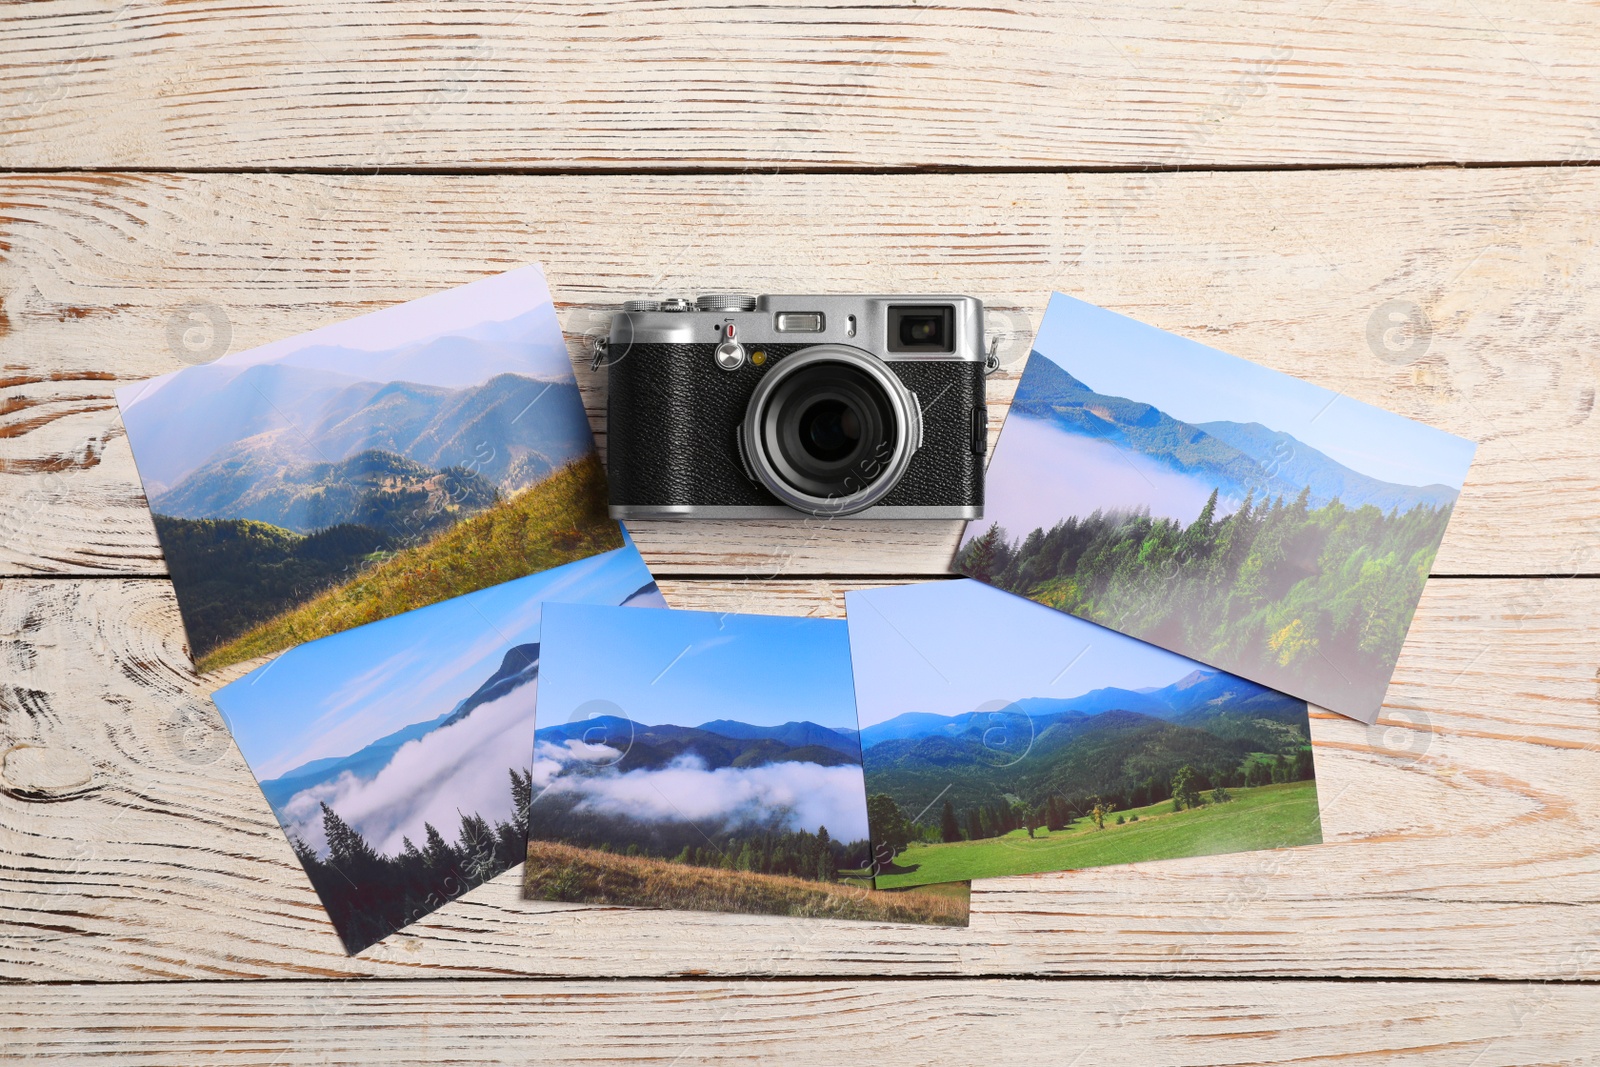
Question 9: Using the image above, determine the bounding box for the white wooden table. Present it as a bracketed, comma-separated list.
[3, 3, 1599, 1062]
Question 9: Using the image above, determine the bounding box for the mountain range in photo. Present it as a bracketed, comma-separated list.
[848, 579, 1322, 890]
[860, 665, 1311, 821]
[519, 604, 969, 926]
[118, 295, 617, 667]
[961, 317, 1474, 721]
[1007, 354, 1459, 518]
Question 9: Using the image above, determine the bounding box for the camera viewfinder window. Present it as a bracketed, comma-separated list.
[887, 305, 955, 353]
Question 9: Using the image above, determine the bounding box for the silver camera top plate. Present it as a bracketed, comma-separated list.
[608, 294, 987, 362]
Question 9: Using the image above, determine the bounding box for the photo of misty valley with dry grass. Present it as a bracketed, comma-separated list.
[522, 606, 971, 927]
[522, 712, 969, 927]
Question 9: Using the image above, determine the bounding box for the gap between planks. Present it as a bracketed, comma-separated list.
[6, 170, 1600, 575]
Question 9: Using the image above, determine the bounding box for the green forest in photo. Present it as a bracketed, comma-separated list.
[957, 486, 1453, 714]
[292, 769, 535, 955]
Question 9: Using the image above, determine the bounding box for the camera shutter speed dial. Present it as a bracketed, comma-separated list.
[695, 293, 758, 312]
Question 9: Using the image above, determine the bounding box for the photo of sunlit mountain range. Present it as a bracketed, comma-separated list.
[958, 293, 1477, 721]
[212, 546, 666, 954]
[524, 604, 970, 926]
[117, 266, 619, 671]
[848, 580, 1322, 889]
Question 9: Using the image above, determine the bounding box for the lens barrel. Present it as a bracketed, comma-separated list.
[740, 346, 922, 516]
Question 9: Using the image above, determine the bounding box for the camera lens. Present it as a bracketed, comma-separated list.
[768, 365, 892, 496]
[741, 345, 923, 516]
[799, 399, 861, 461]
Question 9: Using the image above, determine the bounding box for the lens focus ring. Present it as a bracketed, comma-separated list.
[740, 345, 922, 517]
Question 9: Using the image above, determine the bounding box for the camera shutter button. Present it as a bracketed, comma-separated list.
[715, 322, 746, 371]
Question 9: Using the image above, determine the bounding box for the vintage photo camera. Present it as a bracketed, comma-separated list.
[600, 294, 988, 519]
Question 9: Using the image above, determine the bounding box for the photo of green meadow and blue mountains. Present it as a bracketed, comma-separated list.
[847, 580, 1322, 888]
[211, 546, 666, 954]
[957, 294, 1476, 722]
[116, 265, 619, 672]
[524, 604, 969, 926]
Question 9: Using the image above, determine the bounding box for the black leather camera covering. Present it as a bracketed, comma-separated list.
[606, 342, 984, 509]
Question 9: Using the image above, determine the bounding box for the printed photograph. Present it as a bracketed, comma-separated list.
[848, 580, 1323, 889]
[957, 294, 1477, 721]
[118, 264, 618, 672]
[524, 603, 970, 926]
[210, 545, 665, 954]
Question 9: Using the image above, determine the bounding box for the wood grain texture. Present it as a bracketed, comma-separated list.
[4, 169, 1600, 576]
[5, 4, 1596, 1059]
[2, 575, 1596, 982]
[3, 0, 1600, 169]
[4, 978, 1598, 1065]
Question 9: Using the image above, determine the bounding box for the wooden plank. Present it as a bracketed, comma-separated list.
[4, 978, 1598, 1065]
[2, 576, 1596, 982]
[4, 0, 1600, 169]
[3, 169, 1600, 576]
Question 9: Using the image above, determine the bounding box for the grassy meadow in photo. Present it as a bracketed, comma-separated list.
[847, 580, 1322, 889]
[871, 780, 1319, 888]
[190, 455, 619, 671]
[958, 293, 1475, 720]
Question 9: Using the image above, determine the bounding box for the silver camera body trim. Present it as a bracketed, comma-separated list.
[612, 504, 983, 519]
[607, 294, 987, 361]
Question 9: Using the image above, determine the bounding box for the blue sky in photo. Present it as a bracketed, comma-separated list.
[847, 580, 1211, 728]
[1031, 293, 1477, 490]
[213, 545, 656, 780]
[538, 604, 858, 732]
[118, 262, 564, 412]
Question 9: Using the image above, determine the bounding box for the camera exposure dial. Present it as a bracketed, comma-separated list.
[695, 294, 758, 312]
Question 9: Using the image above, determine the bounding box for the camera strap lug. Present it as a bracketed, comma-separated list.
[588, 336, 609, 372]
[984, 335, 1002, 376]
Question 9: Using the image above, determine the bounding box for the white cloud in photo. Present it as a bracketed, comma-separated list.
[276, 679, 539, 858]
[538, 751, 870, 843]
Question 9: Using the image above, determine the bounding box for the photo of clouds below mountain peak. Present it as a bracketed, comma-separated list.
[525, 603, 970, 927]
[957, 293, 1478, 724]
[211, 545, 666, 955]
[117, 264, 618, 673]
